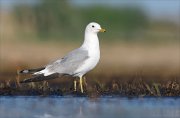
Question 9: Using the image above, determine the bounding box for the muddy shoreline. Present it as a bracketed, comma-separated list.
[0, 74, 179, 97]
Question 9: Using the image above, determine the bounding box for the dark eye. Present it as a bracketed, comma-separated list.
[92, 25, 95, 28]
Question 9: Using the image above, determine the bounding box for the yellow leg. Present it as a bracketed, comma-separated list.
[83, 76, 88, 86]
[79, 76, 84, 93]
[74, 80, 77, 91]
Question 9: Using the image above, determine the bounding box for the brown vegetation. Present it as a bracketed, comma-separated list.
[0, 73, 179, 97]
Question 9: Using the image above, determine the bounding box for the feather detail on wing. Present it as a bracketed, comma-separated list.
[45, 48, 89, 75]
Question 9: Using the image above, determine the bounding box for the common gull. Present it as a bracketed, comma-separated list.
[19, 22, 106, 93]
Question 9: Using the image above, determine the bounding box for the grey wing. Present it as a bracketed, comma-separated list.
[45, 48, 89, 75]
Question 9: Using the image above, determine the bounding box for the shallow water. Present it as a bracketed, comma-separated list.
[0, 96, 180, 118]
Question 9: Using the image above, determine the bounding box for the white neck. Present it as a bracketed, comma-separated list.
[81, 31, 100, 51]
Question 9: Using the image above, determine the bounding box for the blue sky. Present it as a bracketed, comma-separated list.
[1, 0, 180, 23]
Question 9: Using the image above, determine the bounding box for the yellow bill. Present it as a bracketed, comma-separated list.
[99, 28, 106, 32]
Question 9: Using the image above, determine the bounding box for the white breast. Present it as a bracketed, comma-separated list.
[74, 49, 100, 77]
[74, 32, 100, 77]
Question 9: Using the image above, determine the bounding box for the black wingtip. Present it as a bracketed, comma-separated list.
[19, 80, 25, 83]
[19, 70, 29, 74]
[19, 79, 31, 83]
[20, 73, 61, 83]
[18, 67, 45, 75]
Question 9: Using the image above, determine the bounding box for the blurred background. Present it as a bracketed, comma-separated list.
[0, 0, 180, 80]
